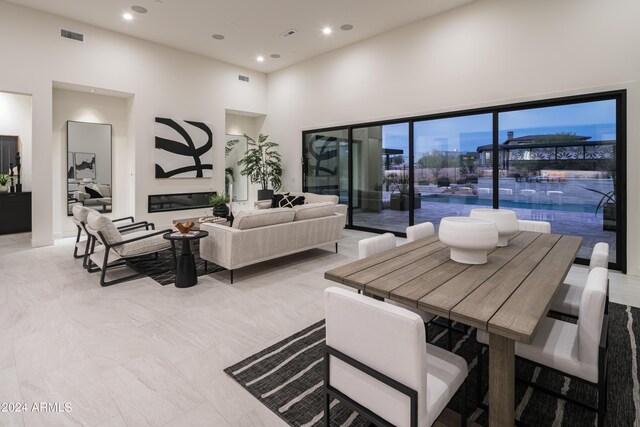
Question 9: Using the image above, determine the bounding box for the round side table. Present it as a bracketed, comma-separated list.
[163, 230, 209, 288]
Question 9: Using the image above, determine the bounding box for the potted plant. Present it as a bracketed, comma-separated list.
[388, 174, 422, 211]
[582, 186, 616, 231]
[236, 134, 283, 200]
[0, 174, 8, 192]
[209, 193, 230, 218]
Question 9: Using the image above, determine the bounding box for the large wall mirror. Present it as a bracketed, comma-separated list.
[225, 134, 248, 202]
[66, 121, 112, 216]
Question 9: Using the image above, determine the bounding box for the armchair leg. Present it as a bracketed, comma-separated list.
[335, 242, 338, 253]
[73, 227, 83, 259]
[230, 269, 234, 284]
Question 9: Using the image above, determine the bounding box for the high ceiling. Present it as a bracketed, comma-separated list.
[5, 0, 473, 73]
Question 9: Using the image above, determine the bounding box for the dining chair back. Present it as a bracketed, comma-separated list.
[359, 233, 396, 259]
[517, 219, 551, 233]
[324, 287, 467, 427]
[406, 222, 435, 243]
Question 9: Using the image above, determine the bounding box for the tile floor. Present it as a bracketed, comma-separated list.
[0, 229, 638, 426]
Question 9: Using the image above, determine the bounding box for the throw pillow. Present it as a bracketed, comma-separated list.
[271, 192, 290, 208]
[277, 195, 305, 208]
[85, 185, 103, 199]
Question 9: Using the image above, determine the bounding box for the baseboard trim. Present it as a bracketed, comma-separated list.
[31, 238, 54, 248]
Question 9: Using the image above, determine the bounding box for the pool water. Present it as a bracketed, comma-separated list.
[421, 194, 597, 213]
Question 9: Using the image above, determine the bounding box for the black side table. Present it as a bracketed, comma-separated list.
[163, 230, 209, 288]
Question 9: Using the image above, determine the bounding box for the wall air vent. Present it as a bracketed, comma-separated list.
[279, 29, 298, 38]
[238, 75, 249, 82]
[61, 29, 84, 42]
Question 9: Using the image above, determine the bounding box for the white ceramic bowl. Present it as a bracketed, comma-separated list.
[439, 217, 499, 264]
[469, 208, 518, 247]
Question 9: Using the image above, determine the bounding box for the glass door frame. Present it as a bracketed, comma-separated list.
[302, 89, 626, 272]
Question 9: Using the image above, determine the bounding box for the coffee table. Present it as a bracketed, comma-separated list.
[163, 230, 209, 288]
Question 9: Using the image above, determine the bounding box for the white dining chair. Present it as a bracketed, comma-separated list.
[358, 234, 435, 325]
[324, 287, 468, 427]
[406, 222, 435, 243]
[517, 219, 551, 233]
[550, 242, 609, 317]
[476, 267, 609, 426]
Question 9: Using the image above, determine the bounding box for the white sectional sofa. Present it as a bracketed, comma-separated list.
[200, 198, 345, 283]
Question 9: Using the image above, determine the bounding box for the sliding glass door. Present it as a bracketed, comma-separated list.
[497, 100, 618, 263]
[302, 90, 625, 270]
[413, 114, 493, 230]
[351, 123, 410, 233]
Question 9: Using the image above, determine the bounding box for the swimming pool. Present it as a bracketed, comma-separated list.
[420, 194, 596, 213]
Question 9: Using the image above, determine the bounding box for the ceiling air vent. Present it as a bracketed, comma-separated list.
[238, 75, 249, 82]
[61, 29, 84, 42]
[279, 29, 298, 38]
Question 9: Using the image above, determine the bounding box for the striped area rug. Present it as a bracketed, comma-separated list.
[225, 303, 640, 426]
[127, 249, 224, 285]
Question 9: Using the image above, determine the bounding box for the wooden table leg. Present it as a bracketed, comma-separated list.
[489, 333, 515, 427]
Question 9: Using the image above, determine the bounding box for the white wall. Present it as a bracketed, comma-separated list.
[0, 91, 32, 191]
[0, 1, 267, 246]
[264, 0, 640, 275]
[52, 88, 131, 237]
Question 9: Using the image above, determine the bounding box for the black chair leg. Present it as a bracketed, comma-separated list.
[73, 227, 83, 258]
[476, 343, 484, 406]
[335, 242, 338, 253]
[448, 318, 453, 351]
[230, 269, 234, 284]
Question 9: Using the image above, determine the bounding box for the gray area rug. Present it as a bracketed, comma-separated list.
[225, 303, 640, 426]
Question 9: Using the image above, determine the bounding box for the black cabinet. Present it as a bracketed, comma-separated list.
[0, 192, 31, 234]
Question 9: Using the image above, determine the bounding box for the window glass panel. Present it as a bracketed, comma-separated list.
[352, 123, 409, 233]
[303, 129, 349, 211]
[414, 114, 493, 230]
[498, 100, 617, 263]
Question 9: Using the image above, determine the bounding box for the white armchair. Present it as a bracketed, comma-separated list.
[324, 287, 468, 427]
[84, 210, 172, 286]
[476, 267, 609, 426]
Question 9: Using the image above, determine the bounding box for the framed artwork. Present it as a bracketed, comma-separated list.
[155, 117, 213, 178]
[74, 152, 96, 180]
[67, 152, 75, 179]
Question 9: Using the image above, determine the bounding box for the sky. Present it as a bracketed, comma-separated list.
[381, 99, 617, 156]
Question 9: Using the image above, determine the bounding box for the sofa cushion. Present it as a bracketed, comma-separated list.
[98, 184, 111, 197]
[115, 231, 170, 257]
[274, 194, 305, 208]
[87, 210, 122, 243]
[293, 202, 335, 221]
[233, 208, 295, 230]
[271, 192, 289, 208]
[290, 192, 339, 205]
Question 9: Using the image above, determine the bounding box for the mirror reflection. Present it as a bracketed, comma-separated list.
[67, 121, 112, 215]
[225, 134, 248, 202]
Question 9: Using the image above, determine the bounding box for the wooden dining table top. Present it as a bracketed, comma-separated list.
[325, 231, 582, 344]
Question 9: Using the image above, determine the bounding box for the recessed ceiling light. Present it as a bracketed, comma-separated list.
[340, 24, 354, 31]
[212, 34, 225, 40]
[131, 5, 147, 13]
[256, 56, 265, 62]
[270, 54, 281, 59]
[122, 12, 133, 20]
[90, 89, 96, 92]
[322, 27, 332, 35]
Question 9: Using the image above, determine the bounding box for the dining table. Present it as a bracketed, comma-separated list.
[324, 230, 582, 427]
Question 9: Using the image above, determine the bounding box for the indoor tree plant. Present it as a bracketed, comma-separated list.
[209, 193, 230, 218]
[235, 134, 283, 200]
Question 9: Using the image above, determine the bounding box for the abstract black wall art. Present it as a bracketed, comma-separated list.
[155, 117, 213, 179]
[74, 152, 96, 180]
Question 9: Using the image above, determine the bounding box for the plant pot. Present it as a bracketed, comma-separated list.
[0, 185, 7, 193]
[603, 202, 616, 232]
[257, 189, 274, 201]
[390, 194, 422, 211]
[212, 204, 229, 218]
